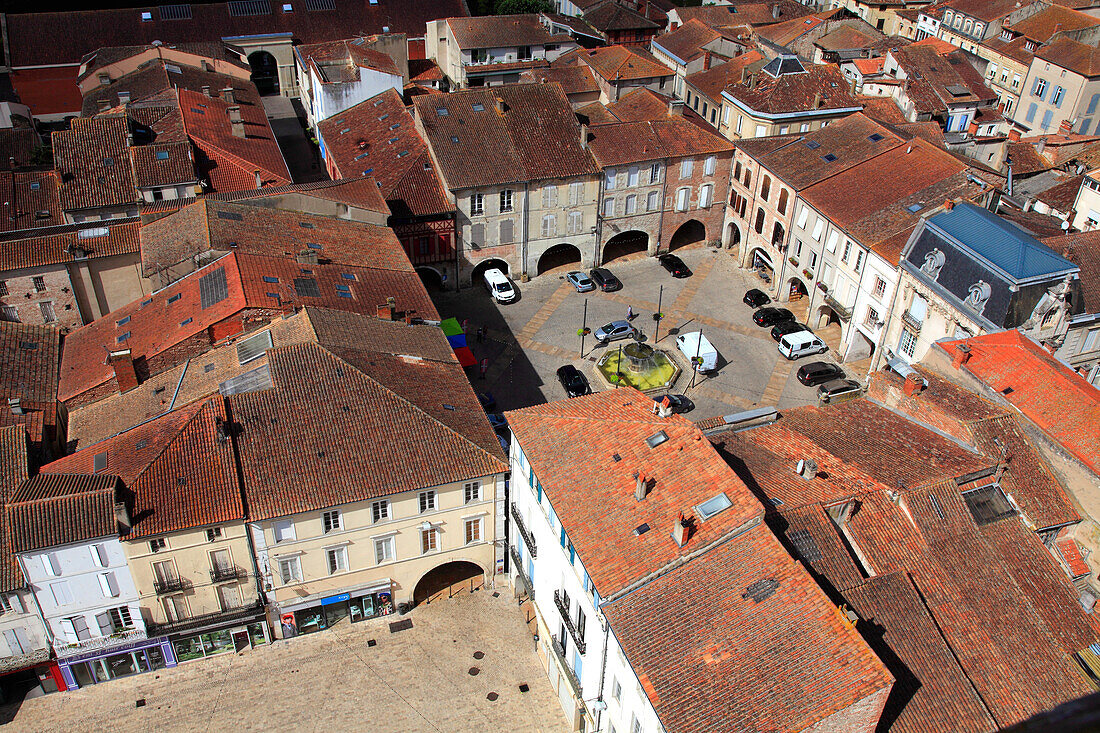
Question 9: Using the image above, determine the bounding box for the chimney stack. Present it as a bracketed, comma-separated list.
[967, 119, 979, 136]
[796, 458, 818, 480]
[1008, 128, 1021, 142]
[952, 343, 971, 369]
[1036, 136, 1046, 155]
[1058, 119, 1073, 135]
[772, 3, 781, 18]
[944, 199, 955, 210]
[634, 471, 648, 501]
[668, 99, 686, 117]
[672, 512, 689, 547]
[377, 296, 398, 321]
[221, 87, 235, 104]
[107, 349, 139, 393]
[813, 92, 822, 109]
[296, 249, 319, 265]
[902, 373, 925, 396]
[495, 96, 506, 114]
[97, 99, 111, 112]
[228, 106, 245, 138]
[7, 398, 23, 416]
[404, 309, 417, 325]
[580, 122, 589, 149]
[254, 170, 263, 188]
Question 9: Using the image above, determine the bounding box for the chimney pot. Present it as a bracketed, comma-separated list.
[1058, 119, 1073, 135]
[254, 170, 262, 188]
[1008, 128, 1021, 142]
[107, 349, 139, 393]
[580, 122, 589, 149]
[404, 309, 417, 325]
[952, 343, 972, 369]
[495, 97, 506, 114]
[967, 119, 979, 136]
[634, 472, 648, 501]
[377, 302, 395, 321]
[902, 373, 925, 396]
[672, 512, 689, 547]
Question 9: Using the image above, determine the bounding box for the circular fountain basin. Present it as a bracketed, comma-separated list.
[594, 342, 680, 392]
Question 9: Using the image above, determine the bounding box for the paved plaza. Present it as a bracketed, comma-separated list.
[434, 246, 860, 419]
[3, 589, 566, 733]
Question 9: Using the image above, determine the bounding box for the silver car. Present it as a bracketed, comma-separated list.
[565, 271, 596, 293]
[593, 320, 637, 343]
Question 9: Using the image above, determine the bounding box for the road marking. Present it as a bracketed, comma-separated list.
[516, 282, 571, 342]
[760, 359, 795, 405]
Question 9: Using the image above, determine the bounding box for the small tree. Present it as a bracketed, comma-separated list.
[495, 0, 554, 14]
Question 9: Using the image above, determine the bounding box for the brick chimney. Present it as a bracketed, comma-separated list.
[220, 87, 235, 104]
[495, 96, 506, 114]
[228, 106, 245, 138]
[1008, 128, 1021, 142]
[107, 349, 139, 393]
[967, 119, 979, 136]
[404, 309, 418, 325]
[902, 373, 925, 396]
[1058, 119, 1073, 135]
[1036, 136, 1047, 155]
[377, 297, 397, 321]
[952, 343, 971, 369]
[201, 85, 211, 97]
[634, 471, 648, 501]
[672, 512, 689, 547]
[580, 122, 589, 149]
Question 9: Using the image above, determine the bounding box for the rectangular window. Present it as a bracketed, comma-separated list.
[421, 527, 439, 554]
[796, 206, 809, 229]
[1033, 78, 1046, 98]
[321, 509, 342, 534]
[704, 155, 716, 175]
[278, 557, 301, 584]
[541, 184, 557, 208]
[675, 187, 689, 211]
[0, 281, 6, 296]
[374, 536, 395, 564]
[148, 538, 167, 553]
[625, 194, 637, 214]
[854, 249, 863, 272]
[499, 190, 514, 213]
[899, 328, 918, 357]
[98, 572, 120, 598]
[649, 163, 660, 183]
[51, 581, 73, 606]
[604, 197, 615, 217]
[471, 193, 484, 216]
[62, 616, 91, 642]
[736, 115, 743, 134]
[372, 500, 390, 523]
[206, 527, 223, 542]
[109, 606, 133, 631]
[627, 166, 639, 187]
[272, 520, 296, 543]
[754, 124, 767, 138]
[568, 181, 584, 206]
[699, 184, 712, 208]
[43, 553, 61, 577]
[90, 544, 109, 567]
[809, 251, 818, 269]
[800, 123, 809, 133]
[842, 241, 851, 263]
[326, 547, 347, 575]
[605, 169, 617, 190]
[679, 158, 693, 179]
[541, 214, 557, 237]
[865, 305, 880, 326]
[811, 219, 824, 241]
[419, 490, 436, 513]
[568, 211, 583, 234]
[465, 517, 482, 545]
[873, 277, 886, 298]
[32, 276, 46, 292]
[646, 190, 659, 211]
[464, 481, 481, 504]
[39, 302, 56, 323]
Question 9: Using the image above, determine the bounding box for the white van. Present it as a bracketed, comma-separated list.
[778, 331, 827, 360]
[676, 331, 718, 372]
[483, 268, 516, 304]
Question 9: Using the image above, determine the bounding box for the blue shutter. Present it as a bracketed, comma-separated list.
[1041, 109, 1053, 131]
[1088, 94, 1100, 115]
[1081, 119, 1091, 135]
[560, 526, 566, 548]
[1025, 102, 1037, 123]
[536, 480, 542, 503]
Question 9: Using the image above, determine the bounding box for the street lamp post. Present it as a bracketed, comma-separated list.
[653, 284, 664, 343]
[579, 298, 589, 357]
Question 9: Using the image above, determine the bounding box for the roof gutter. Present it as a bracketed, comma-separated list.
[720, 89, 863, 121]
[650, 41, 686, 67]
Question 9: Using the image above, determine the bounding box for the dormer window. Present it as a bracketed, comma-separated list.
[1001, 30, 1011, 41]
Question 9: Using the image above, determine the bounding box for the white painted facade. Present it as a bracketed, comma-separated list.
[18, 537, 145, 654]
[304, 64, 402, 129]
[0, 588, 50, 663]
[507, 439, 664, 733]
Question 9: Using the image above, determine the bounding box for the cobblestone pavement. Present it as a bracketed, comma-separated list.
[433, 246, 851, 420]
[5, 589, 566, 733]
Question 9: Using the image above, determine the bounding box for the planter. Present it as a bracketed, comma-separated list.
[802, 269, 813, 279]
[788, 256, 798, 266]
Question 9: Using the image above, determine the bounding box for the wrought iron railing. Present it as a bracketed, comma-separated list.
[510, 502, 536, 558]
[509, 546, 533, 594]
[554, 590, 586, 654]
[823, 294, 852, 322]
[550, 634, 583, 700]
[146, 600, 264, 637]
[210, 565, 245, 583]
[59, 627, 146, 656]
[901, 310, 923, 331]
[153, 575, 191, 594]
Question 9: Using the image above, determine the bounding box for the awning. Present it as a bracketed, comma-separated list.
[440, 317, 476, 366]
[454, 346, 477, 367]
[279, 579, 393, 613]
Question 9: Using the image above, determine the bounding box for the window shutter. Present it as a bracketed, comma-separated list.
[499, 219, 514, 244]
[8, 594, 23, 614]
[470, 223, 485, 245]
[95, 611, 112, 636]
[3, 629, 23, 656]
[60, 618, 76, 641]
[705, 156, 716, 175]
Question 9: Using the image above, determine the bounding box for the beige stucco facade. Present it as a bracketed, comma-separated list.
[1019, 56, 1100, 135]
[124, 522, 260, 629]
[254, 471, 507, 636]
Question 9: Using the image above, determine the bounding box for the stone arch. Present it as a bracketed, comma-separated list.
[815, 304, 842, 330]
[471, 258, 509, 287]
[668, 219, 707, 251]
[602, 230, 650, 263]
[416, 266, 446, 291]
[725, 222, 741, 261]
[412, 560, 487, 606]
[537, 243, 583, 275]
[247, 50, 280, 95]
[785, 277, 809, 302]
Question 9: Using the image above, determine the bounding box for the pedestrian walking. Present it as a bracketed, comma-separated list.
[627, 305, 635, 321]
[476, 326, 485, 343]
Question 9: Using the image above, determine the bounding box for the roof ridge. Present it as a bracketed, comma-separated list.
[129, 399, 218, 487]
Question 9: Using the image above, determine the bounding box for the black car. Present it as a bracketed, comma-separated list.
[770, 321, 810, 342]
[556, 365, 592, 398]
[817, 378, 861, 403]
[652, 393, 694, 414]
[589, 267, 622, 292]
[743, 288, 771, 308]
[658, 253, 692, 278]
[797, 361, 844, 386]
[477, 392, 496, 411]
[753, 307, 796, 327]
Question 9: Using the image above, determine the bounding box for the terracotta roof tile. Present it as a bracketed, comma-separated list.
[295, 37, 401, 81]
[586, 116, 733, 167]
[129, 142, 197, 189]
[230, 342, 506, 521]
[522, 65, 600, 95]
[8, 474, 120, 552]
[1035, 36, 1100, 77]
[0, 219, 140, 271]
[505, 388, 764, 597]
[1054, 527, 1090, 578]
[52, 117, 139, 213]
[414, 83, 599, 190]
[0, 171, 64, 234]
[1004, 5, 1100, 43]
[942, 331, 1100, 477]
[651, 19, 722, 64]
[722, 62, 861, 115]
[684, 50, 766, 104]
[756, 13, 832, 46]
[1045, 229, 1100, 313]
[602, 523, 893, 733]
[0, 426, 29, 592]
[446, 14, 566, 49]
[777, 503, 866, 592]
[583, 2, 660, 32]
[571, 45, 671, 82]
[0, 321, 60, 447]
[0, 129, 40, 172]
[675, 1, 813, 28]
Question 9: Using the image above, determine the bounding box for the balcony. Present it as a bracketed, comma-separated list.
[508, 546, 533, 595]
[58, 627, 147, 657]
[553, 590, 586, 654]
[153, 575, 191, 594]
[510, 502, 536, 558]
[210, 565, 245, 583]
[901, 310, 923, 331]
[146, 600, 265, 638]
[823, 294, 852, 322]
[550, 634, 583, 701]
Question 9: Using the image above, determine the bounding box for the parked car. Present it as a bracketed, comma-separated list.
[487, 413, 508, 431]
[483, 268, 516, 304]
[477, 392, 496, 411]
[565, 271, 596, 293]
[652, 394, 694, 414]
[797, 362, 844, 386]
[593, 320, 638, 344]
[743, 288, 771, 308]
[817, 379, 862, 403]
[753, 307, 796, 327]
[778, 331, 828, 360]
[556, 365, 592, 398]
[589, 267, 622, 292]
[658, 253, 691, 278]
[770, 320, 810, 342]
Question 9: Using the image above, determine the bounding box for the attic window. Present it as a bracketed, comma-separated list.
[282, 2, 293, 10]
[769, 496, 784, 507]
[117, 331, 131, 343]
[180, 317, 193, 326]
[696, 492, 732, 520]
[451, 136, 460, 143]
[335, 283, 350, 292]
[340, 127, 351, 134]
[135, 439, 148, 450]
[299, 222, 315, 228]
[963, 485, 1016, 526]
[102, 158, 115, 167]
[472, 103, 485, 112]
[645, 430, 669, 449]
[389, 123, 400, 130]
[907, 203, 923, 213]
[398, 150, 409, 158]
[868, 133, 884, 142]
[742, 578, 779, 603]
[93, 452, 108, 473]
[443, 404, 456, 411]
[804, 140, 821, 150]
[388, 137, 398, 144]
[262, 276, 280, 283]
[141, 298, 153, 307]
[141, 11, 153, 21]
[436, 107, 449, 116]
[216, 210, 242, 221]
[190, 108, 206, 115]
[18, 342, 38, 350]
[116, 316, 131, 326]
[78, 227, 110, 239]
[155, 151, 170, 160]
[340, 272, 357, 280]
[29, 182, 40, 191]
[165, 64, 182, 74]
[167, 293, 182, 303]
[379, 114, 390, 121]
[633, 523, 650, 536]
[336, 290, 352, 299]
[306, 242, 322, 250]
[821, 154, 838, 163]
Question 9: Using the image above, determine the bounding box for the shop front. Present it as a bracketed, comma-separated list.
[57, 636, 175, 690]
[148, 601, 270, 663]
[279, 580, 393, 638]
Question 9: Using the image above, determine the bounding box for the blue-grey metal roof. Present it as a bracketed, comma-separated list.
[927, 202, 1076, 281]
[762, 55, 806, 78]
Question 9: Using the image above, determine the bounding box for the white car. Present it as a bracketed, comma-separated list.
[483, 268, 516, 304]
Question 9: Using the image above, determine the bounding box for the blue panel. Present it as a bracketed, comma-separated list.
[1025, 102, 1037, 123]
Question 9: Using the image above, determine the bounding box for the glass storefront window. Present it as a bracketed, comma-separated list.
[350, 591, 393, 623]
[72, 662, 96, 687]
[294, 608, 326, 635]
[247, 623, 267, 646]
[206, 630, 234, 655]
[324, 602, 349, 629]
[145, 645, 166, 671]
[104, 652, 141, 680]
[174, 636, 207, 662]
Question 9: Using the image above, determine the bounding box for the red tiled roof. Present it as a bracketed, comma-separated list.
[0, 129, 40, 172]
[446, 14, 567, 49]
[890, 45, 997, 114]
[587, 115, 733, 167]
[1054, 527, 1090, 578]
[0, 322, 60, 446]
[583, 1, 661, 32]
[178, 88, 291, 192]
[571, 45, 671, 82]
[778, 503, 866, 592]
[675, 1, 814, 27]
[295, 37, 401, 81]
[1035, 36, 1100, 77]
[723, 62, 861, 116]
[414, 82, 600, 190]
[7, 474, 120, 552]
[941, 331, 1100, 477]
[42, 399, 244, 538]
[684, 50, 766, 104]
[1006, 141, 1052, 175]
[505, 388, 764, 597]
[845, 573, 998, 733]
[0, 171, 64, 234]
[853, 57, 886, 75]
[409, 59, 443, 83]
[129, 142, 198, 189]
[756, 13, 832, 46]
[0, 220, 140, 272]
[52, 116, 139, 213]
[1004, 5, 1100, 43]
[603, 522, 893, 733]
[0, 426, 29, 592]
[8, 66, 84, 117]
[522, 65, 600, 96]
[652, 19, 721, 64]
[815, 24, 880, 51]
[230, 342, 506, 521]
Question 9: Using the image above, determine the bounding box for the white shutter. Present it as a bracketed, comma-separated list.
[676, 188, 689, 211]
[811, 219, 825, 241]
[60, 618, 76, 642]
[273, 520, 296, 543]
[604, 198, 615, 217]
[699, 184, 712, 208]
[7, 594, 23, 614]
[826, 230, 839, 253]
[95, 611, 113, 637]
[796, 206, 809, 229]
[909, 295, 928, 322]
[680, 159, 693, 178]
[705, 155, 716, 175]
[647, 191, 659, 211]
[99, 572, 120, 598]
[42, 553, 60, 577]
[51, 582, 72, 606]
[625, 195, 636, 214]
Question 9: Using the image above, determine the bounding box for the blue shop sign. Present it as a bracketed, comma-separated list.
[321, 593, 350, 606]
